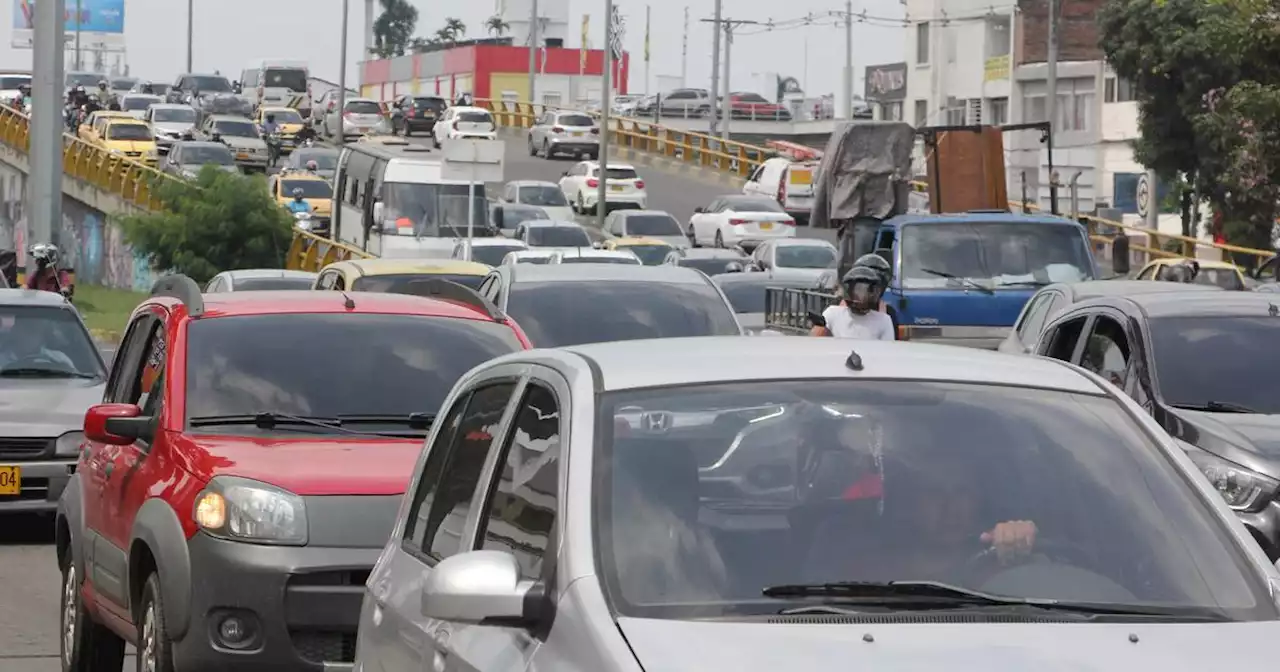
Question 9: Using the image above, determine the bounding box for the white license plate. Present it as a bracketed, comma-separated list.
[759, 222, 774, 230]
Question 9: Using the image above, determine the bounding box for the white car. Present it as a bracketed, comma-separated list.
[743, 155, 818, 224]
[688, 194, 797, 251]
[548, 249, 641, 265]
[558, 161, 647, 215]
[500, 250, 556, 266]
[451, 238, 528, 267]
[500, 180, 576, 221]
[204, 269, 318, 292]
[747, 238, 838, 284]
[434, 106, 497, 147]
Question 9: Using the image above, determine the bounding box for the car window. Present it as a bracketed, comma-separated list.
[595, 380, 1272, 619]
[604, 167, 639, 180]
[478, 383, 560, 579]
[724, 197, 784, 213]
[528, 226, 591, 247]
[678, 257, 743, 276]
[133, 323, 167, 411]
[715, 281, 776, 313]
[1194, 267, 1244, 290]
[775, 245, 836, 269]
[413, 383, 517, 561]
[1040, 315, 1088, 361]
[1016, 293, 1055, 342]
[262, 68, 308, 91]
[344, 100, 383, 114]
[622, 244, 672, 266]
[457, 110, 493, 124]
[214, 120, 259, 137]
[232, 277, 316, 291]
[183, 314, 522, 430]
[1079, 315, 1130, 388]
[120, 96, 160, 111]
[506, 281, 741, 347]
[556, 113, 594, 127]
[281, 180, 332, 199]
[0, 305, 106, 380]
[182, 145, 235, 165]
[518, 185, 568, 207]
[351, 273, 484, 292]
[1136, 265, 1156, 280]
[469, 245, 526, 267]
[1149, 315, 1280, 416]
[188, 76, 231, 92]
[623, 214, 682, 236]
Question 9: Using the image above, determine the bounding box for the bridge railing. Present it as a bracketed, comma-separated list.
[0, 105, 178, 212]
[285, 228, 371, 272]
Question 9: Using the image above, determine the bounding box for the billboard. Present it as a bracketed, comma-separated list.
[12, 0, 125, 50]
[864, 62, 906, 102]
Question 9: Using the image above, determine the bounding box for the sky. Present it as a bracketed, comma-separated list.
[1, 0, 906, 99]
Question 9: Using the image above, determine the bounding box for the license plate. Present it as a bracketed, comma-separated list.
[789, 170, 812, 185]
[0, 465, 19, 495]
[572, 132, 584, 137]
[237, 152, 249, 159]
[759, 222, 774, 230]
[611, 185, 624, 192]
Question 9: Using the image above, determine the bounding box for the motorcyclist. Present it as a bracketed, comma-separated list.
[294, 123, 317, 146]
[811, 254, 895, 340]
[139, 81, 154, 95]
[1160, 260, 1199, 283]
[18, 84, 30, 111]
[286, 188, 312, 215]
[304, 159, 319, 174]
[455, 91, 473, 107]
[261, 113, 281, 166]
[210, 130, 225, 145]
[93, 81, 113, 106]
[24, 243, 72, 299]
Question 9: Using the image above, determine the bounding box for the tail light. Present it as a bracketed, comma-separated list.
[551, 126, 564, 133]
[729, 218, 749, 226]
[778, 178, 787, 204]
[782, 218, 796, 225]
[590, 127, 599, 135]
[344, 111, 354, 118]
[327, 101, 335, 111]
[634, 180, 644, 189]
[586, 178, 599, 187]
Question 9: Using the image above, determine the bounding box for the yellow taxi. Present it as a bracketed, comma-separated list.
[601, 236, 674, 265]
[313, 259, 492, 293]
[255, 106, 307, 150]
[269, 170, 333, 220]
[98, 119, 159, 166]
[78, 110, 131, 143]
[1135, 258, 1246, 290]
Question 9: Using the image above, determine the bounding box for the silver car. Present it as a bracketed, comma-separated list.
[356, 337, 1280, 671]
[603, 209, 691, 249]
[199, 114, 269, 169]
[747, 238, 839, 284]
[203, 269, 317, 292]
[118, 93, 163, 120]
[144, 103, 198, 153]
[323, 97, 390, 140]
[0, 290, 107, 514]
[528, 109, 599, 159]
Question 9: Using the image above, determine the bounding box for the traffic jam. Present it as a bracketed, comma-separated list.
[7, 62, 1280, 672]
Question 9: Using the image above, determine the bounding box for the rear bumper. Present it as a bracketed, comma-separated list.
[582, 191, 646, 209]
[0, 459, 74, 513]
[723, 228, 797, 248]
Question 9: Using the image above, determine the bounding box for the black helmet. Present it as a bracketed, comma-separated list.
[853, 253, 892, 284]
[841, 265, 885, 314]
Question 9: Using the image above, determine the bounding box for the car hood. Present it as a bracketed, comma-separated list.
[0, 379, 105, 435]
[1167, 408, 1280, 475]
[223, 136, 266, 149]
[105, 140, 156, 153]
[186, 435, 424, 496]
[538, 206, 576, 221]
[617, 618, 1278, 672]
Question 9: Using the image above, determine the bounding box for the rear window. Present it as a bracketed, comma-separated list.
[233, 277, 316, 291]
[561, 256, 639, 265]
[517, 186, 568, 207]
[414, 97, 446, 110]
[624, 214, 682, 236]
[469, 245, 526, 267]
[214, 120, 258, 137]
[598, 167, 639, 180]
[121, 96, 160, 111]
[0, 75, 30, 90]
[776, 245, 836, 269]
[528, 226, 591, 247]
[351, 273, 484, 293]
[458, 110, 494, 124]
[557, 114, 595, 126]
[679, 257, 743, 275]
[507, 281, 741, 347]
[725, 197, 784, 212]
[111, 78, 136, 89]
[345, 100, 383, 114]
[263, 68, 308, 92]
[717, 281, 771, 313]
[281, 180, 332, 199]
[621, 244, 671, 266]
[184, 314, 522, 430]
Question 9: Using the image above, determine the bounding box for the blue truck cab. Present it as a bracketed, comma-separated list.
[873, 210, 1099, 348]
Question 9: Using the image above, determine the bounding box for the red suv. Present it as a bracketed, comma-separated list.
[55, 276, 529, 672]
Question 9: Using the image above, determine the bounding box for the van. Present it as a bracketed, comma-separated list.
[333, 139, 491, 258]
[239, 60, 310, 116]
[742, 141, 820, 225]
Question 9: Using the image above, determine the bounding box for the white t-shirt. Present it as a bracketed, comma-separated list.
[822, 305, 896, 340]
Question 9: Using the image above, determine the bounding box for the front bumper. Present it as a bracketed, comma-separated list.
[173, 531, 380, 672]
[233, 152, 270, 167]
[0, 458, 74, 513]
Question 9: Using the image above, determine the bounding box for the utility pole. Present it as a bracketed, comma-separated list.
[337, 0, 349, 141]
[680, 7, 688, 87]
[1046, 0, 1059, 213]
[707, 0, 722, 136]
[185, 0, 193, 72]
[701, 17, 764, 138]
[528, 0, 539, 104]
[74, 0, 81, 70]
[644, 5, 650, 97]
[31, 0, 65, 248]
[598, 0, 614, 231]
[720, 24, 732, 138]
[844, 0, 853, 118]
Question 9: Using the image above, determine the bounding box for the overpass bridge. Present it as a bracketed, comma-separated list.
[0, 101, 1263, 284]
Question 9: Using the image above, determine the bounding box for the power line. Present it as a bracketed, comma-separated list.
[731, 6, 1019, 35]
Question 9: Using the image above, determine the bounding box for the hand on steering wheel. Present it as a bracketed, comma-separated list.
[980, 520, 1037, 564]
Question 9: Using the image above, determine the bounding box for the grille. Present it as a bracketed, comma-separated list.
[290, 630, 356, 664]
[0, 476, 48, 501]
[289, 569, 371, 587]
[0, 437, 51, 460]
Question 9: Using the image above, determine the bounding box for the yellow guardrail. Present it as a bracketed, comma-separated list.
[0, 104, 179, 211]
[285, 228, 371, 272]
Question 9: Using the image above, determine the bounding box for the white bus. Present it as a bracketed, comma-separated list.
[333, 139, 493, 258]
[239, 60, 310, 115]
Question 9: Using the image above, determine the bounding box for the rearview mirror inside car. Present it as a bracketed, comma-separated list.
[85, 403, 148, 445]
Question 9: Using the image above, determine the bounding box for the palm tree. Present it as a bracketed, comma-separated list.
[434, 27, 455, 45]
[485, 15, 509, 36]
[444, 17, 467, 39]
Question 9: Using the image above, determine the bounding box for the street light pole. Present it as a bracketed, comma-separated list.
[185, 0, 193, 72]
[707, 0, 722, 136]
[844, 0, 853, 118]
[31, 0, 65, 248]
[597, 0, 613, 230]
[528, 0, 538, 104]
[74, 0, 81, 70]
[337, 0, 349, 146]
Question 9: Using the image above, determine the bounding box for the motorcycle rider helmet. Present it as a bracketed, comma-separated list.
[853, 253, 892, 286]
[292, 188, 304, 202]
[29, 243, 59, 267]
[305, 160, 319, 172]
[210, 131, 223, 143]
[96, 80, 107, 91]
[841, 265, 885, 315]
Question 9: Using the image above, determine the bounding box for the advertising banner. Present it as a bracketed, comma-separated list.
[864, 62, 906, 102]
[12, 0, 125, 50]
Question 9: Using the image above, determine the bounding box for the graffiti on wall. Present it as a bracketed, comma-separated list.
[0, 163, 155, 291]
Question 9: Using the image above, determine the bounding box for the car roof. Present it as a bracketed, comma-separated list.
[0, 288, 74, 307]
[469, 238, 527, 248]
[885, 211, 1083, 229]
[524, 220, 583, 228]
[609, 237, 671, 246]
[556, 249, 635, 258]
[507, 264, 709, 285]
[1063, 280, 1224, 301]
[104, 118, 147, 125]
[150, 103, 192, 109]
[223, 269, 317, 280]
[327, 259, 492, 276]
[680, 248, 745, 258]
[771, 238, 836, 247]
[452, 106, 489, 113]
[260, 106, 300, 112]
[585, 161, 636, 170]
[174, 141, 226, 149]
[1098, 291, 1280, 319]
[154, 290, 500, 322]
[1146, 258, 1240, 270]
[209, 114, 252, 121]
[121, 93, 161, 99]
[508, 180, 557, 187]
[616, 210, 674, 217]
[522, 338, 1105, 393]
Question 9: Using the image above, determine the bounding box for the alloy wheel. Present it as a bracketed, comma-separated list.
[61, 563, 76, 667]
[140, 602, 157, 672]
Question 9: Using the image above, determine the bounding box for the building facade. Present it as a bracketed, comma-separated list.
[359, 43, 629, 109]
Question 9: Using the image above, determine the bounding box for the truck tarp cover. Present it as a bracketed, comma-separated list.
[810, 121, 915, 230]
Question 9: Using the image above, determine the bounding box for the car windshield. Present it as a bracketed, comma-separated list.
[557, 114, 595, 127]
[351, 273, 484, 292]
[498, 205, 547, 229]
[106, 124, 151, 140]
[0, 75, 30, 90]
[776, 245, 836, 269]
[382, 183, 489, 235]
[215, 120, 258, 138]
[734, 92, 769, 102]
[1149, 315, 1280, 417]
[900, 221, 1095, 289]
[232, 277, 316, 291]
[264, 109, 304, 123]
[467, 245, 526, 266]
[182, 146, 235, 165]
[517, 186, 568, 206]
[144, 84, 171, 95]
[0, 306, 104, 379]
[725, 197, 785, 212]
[152, 107, 196, 123]
[620, 244, 671, 266]
[624, 214, 682, 236]
[680, 257, 743, 275]
[457, 110, 493, 124]
[561, 256, 639, 265]
[263, 68, 307, 91]
[507, 281, 740, 346]
[528, 226, 590, 247]
[185, 314, 520, 431]
[595, 380, 1273, 620]
[345, 101, 383, 114]
[282, 180, 332, 199]
[293, 150, 337, 170]
[189, 76, 232, 92]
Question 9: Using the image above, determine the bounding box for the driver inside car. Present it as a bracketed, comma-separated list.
[0, 314, 74, 371]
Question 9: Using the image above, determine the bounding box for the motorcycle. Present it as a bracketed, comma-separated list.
[265, 132, 283, 168]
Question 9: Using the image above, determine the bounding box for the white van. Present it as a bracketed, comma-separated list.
[333, 138, 497, 258]
[742, 141, 821, 224]
[239, 60, 310, 116]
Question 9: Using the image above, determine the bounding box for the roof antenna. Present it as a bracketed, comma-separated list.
[846, 349, 864, 371]
[340, 291, 356, 310]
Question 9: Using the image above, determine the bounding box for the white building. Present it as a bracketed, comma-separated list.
[495, 0, 571, 48]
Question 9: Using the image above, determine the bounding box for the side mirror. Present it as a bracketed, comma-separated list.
[1111, 235, 1131, 276]
[84, 403, 148, 445]
[373, 202, 384, 224]
[562, 171, 569, 177]
[694, 207, 705, 213]
[420, 550, 539, 624]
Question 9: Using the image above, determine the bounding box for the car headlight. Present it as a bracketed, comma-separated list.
[54, 430, 84, 457]
[193, 476, 307, 545]
[1179, 440, 1279, 511]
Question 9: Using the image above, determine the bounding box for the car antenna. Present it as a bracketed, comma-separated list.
[340, 291, 356, 310]
[846, 349, 864, 371]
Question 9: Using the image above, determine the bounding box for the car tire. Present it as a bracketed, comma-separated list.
[542, 140, 552, 159]
[715, 230, 725, 248]
[60, 553, 126, 672]
[689, 224, 700, 248]
[576, 193, 585, 214]
[527, 137, 536, 156]
[136, 573, 176, 672]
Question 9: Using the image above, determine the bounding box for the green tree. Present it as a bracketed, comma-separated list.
[118, 167, 295, 284]
[371, 0, 419, 58]
[486, 15, 510, 36]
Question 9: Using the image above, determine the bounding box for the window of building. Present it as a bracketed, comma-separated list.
[1021, 94, 1046, 123]
[542, 91, 562, 108]
[914, 99, 928, 126]
[916, 22, 930, 64]
[945, 97, 965, 125]
[1104, 76, 1135, 103]
[988, 97, 1008, 125]
[1057, 78, 1095, 132]
[883, 101, 903, 121]
[985, 16, 1011, 57]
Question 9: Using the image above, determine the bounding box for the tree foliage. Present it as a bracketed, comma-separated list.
[118, 167, 295, 284]
[371, 0, 418, 58]
[411, 17, 467, 52]
[486, 15, 510, 36]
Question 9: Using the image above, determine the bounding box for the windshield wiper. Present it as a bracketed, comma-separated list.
[918, 268, 995, 295]
[0, 367, 97, 379]
[189, 412, 342, 430]
[1171, 400, 1259, 414]
[995, 280, 1052, 288]
[761, 581, 1231, 621]
[336, 413, 435, 430]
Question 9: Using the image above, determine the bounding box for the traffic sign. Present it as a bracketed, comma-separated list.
[1136, 173, 1151, 218]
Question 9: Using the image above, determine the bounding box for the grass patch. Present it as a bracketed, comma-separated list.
[76, 284, 147, 343]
